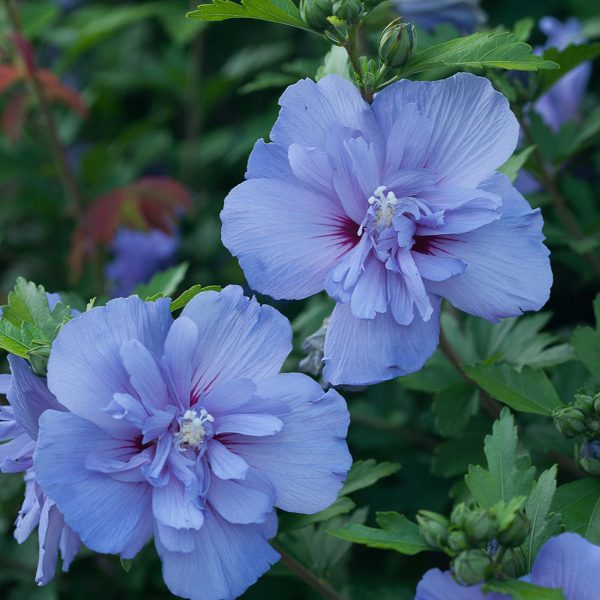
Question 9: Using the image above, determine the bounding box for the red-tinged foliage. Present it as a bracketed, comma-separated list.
[0, 35, 88, 141]
[70, 177, 193, 276]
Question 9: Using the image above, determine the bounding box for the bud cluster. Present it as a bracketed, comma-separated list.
[299, 0, 385, 31]
[417, 499, 531, 585]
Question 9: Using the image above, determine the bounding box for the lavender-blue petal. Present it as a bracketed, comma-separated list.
[46, 296, 172, 436]
[529, 533, 600, 599]
[35, 410, 153, 557]
[156, 508, 279, 600]
[415, 568, 509, 599]
[180, 286, 292, 390]
[426, 173, 552, 322]
[0, 374, 11, 395]
[35, 500, 64, 585]
[231, 373, 351, 514]
[324, 296, 441, 385]
[7, 355, 63, 440]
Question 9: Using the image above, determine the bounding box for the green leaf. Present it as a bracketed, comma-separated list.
[0, 319, 34, 358]
[538, 43, 600, 95]
[483, 579, 565, 600]
[465, 409, 535, 508]
[187, 0, 310, 31]
[551, 478, 600, 545]
[432, 432, 486, 478]
[433, 383, 478, 437]
[282, 497, 356, 531]
[133, 263, 189, 301]
[513, 17, 535, 43]
[398, 32, 559, 78]
[328, 512, 428, 556]
[316, 45, 350, 81]
[464, 364, 563, 416]
[170, 284, 221, 312]
[340, 460, 401, 496]
[523, 466, 561, 571]
[572, 329, 600, 381]
[499, 146, 536, 182]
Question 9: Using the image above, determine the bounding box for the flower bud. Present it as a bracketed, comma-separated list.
[452, 550, 493, 586]
[574, 393, 594, 415]
[447, 530, 469, 553]
[331, 0, 362, 23]
[417, 510, 449, 549]
[378, 19, 416, 68]
[450, 502, 470, 530]
[580, 440, 600, 476]
[464, 510, 498, 545]
[300, 0, 333, 31]
[496, 510, 530, 548]
[553, 406, 587, 437]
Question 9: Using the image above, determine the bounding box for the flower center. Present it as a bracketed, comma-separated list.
[176, 408, 214, 450]
[358, 186, 399, 235]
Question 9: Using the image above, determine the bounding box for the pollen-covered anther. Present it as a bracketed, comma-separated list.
[176, 408, 214, 449]
[359, 186, 399, 235]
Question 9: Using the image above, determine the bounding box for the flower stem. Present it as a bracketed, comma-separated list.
[272, 542, 346, 600]
[344, 24, 373, 103]
[515, 110, 600, 278]
[3, 0, 85, 220]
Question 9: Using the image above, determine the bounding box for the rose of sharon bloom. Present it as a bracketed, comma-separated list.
[415, 533, 600, 599]
[535, 17, 592, 134]
[221, 73, 552, 386]
[395, 0, 485, 34]
[33, 286, 351, 600]
[106, 228, 179, 297]
[0, 295, 81, 585]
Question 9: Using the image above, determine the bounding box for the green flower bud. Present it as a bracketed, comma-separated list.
[580, 440, 600, 476]
[417, 510, 450, 549]
[378, 18, 416, 68]
[331, 0, 362, 23]
[448, 530, 469, 553]
[450, 502, 471, 530]
[464, 510, 498, 545]
[300, 0, 333, 31]
[452, 550, 493, 586]
[574, 393, 594, 415]
[496, 510, 531, 548]
[553, 406, 587, 437]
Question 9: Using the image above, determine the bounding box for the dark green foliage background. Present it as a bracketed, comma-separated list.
[0, 0, 599, 598]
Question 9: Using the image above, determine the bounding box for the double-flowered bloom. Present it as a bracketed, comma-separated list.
[415, 533, 600, 599]
[31, 286, 351, 600]
[221, 73, 552, 385]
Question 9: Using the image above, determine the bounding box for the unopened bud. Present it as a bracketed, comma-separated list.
[453, 550, 493, 586]
[553, 406, 587, 437]
[574, 393, 594, 415]
[450, 502, 471, 530]
[378, 19, 416, 68]
[496, 510, 530, 548]
[447, 530, 469, 553]
[580, 440, 600, 476]
[417, 510, 449, 549]
[300, 0, 333, 30]
[331, 0, 362, 23]
[465, 510, 498, 545]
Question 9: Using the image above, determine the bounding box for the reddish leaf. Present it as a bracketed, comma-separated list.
[8, 33, 36, 76]
[2, 92, 28, 142]
[37, 70, 88, 116]
[0, 64, 21, 94]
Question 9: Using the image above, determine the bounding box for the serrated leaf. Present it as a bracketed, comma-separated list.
[133, 263, 189, 301]
[499, 146, 536, 182]
[465, 409, 535, 508]
[538, 43, 600, 95]
[340, 459, 401, 496]
[433, 382, 478, 437]
[464, 364, 563, 416]
[551, 478, 600, 545]
[398, 32, 558, 78]
[187, 0, 310, 31]
[328, 512, 428, 556]
[483, 579, 565, 600]
[523, 466, 561, 571]
[281, 497, 356, 531]
[170, 284, 221, 312]
[0, 319, 33, 358]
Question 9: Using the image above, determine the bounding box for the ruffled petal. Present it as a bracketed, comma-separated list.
[228, 373, 351, 514]
[46, 296, 172, 437]
[35, 411, 153, 558]
[425, 174, 552, 322]
[180, 286, 292, 392]
[415, 568, 507, 600]
[222, 178, 355, 299]
[373, 73, 519, 187]
[324, 297, 441, 385]
[156, 508, 279, 600]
